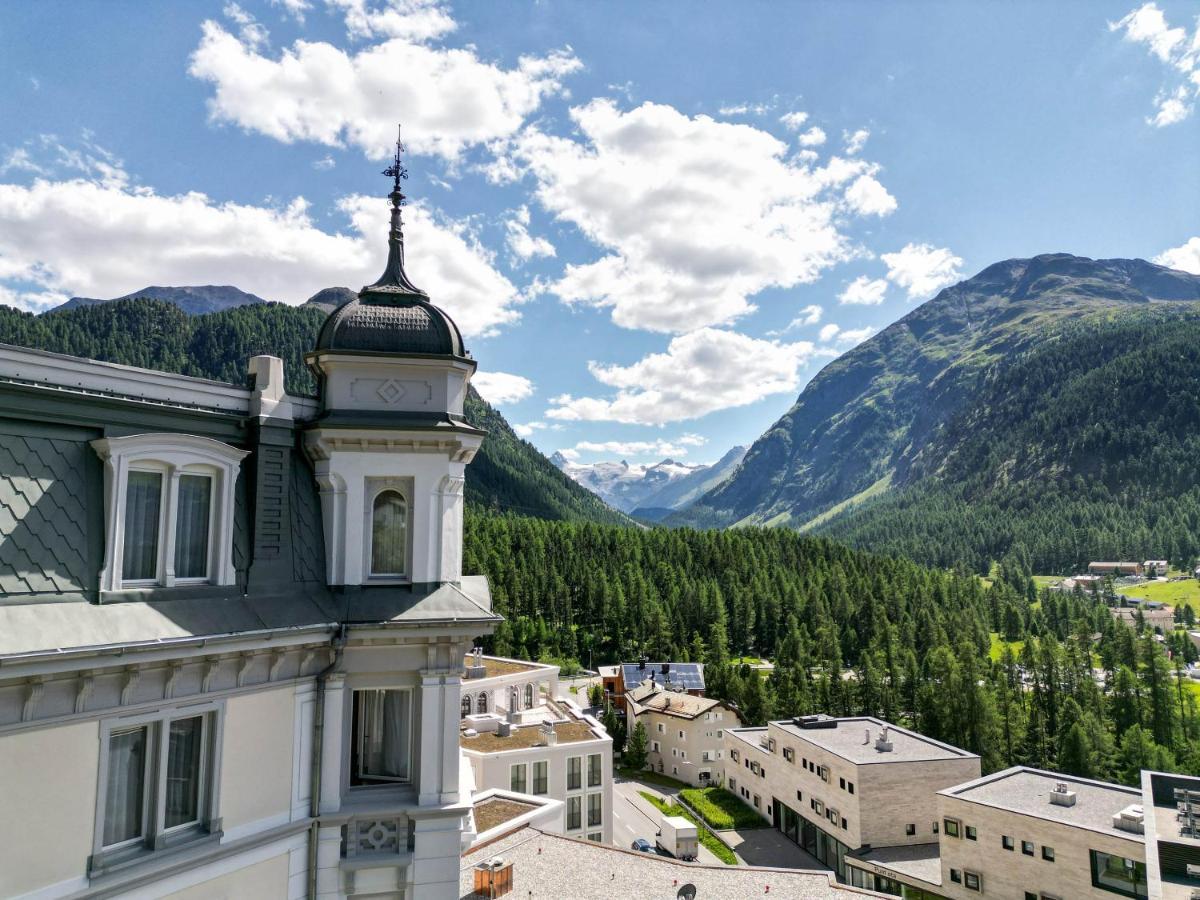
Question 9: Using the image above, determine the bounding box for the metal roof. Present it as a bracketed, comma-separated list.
[620, 661, 705, 692]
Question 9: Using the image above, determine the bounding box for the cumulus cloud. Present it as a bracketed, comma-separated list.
[1110, 3, 1200, 126]
[838, 275, 888, 305]
[270, 0, 311, 22]
[472, 370, 535, 405]
[843, 174, 896, 216]
[546, 327, 817, 425]
[779, 111, 809, 131]
[189, 6, 580, 162]
[797, 126, 827, 147]
[495, 100, 896, 333]
[0, 158, 520, 334]
[1155, 236, 1200, 273]
[768, 304, 823, 335]
[881, 242, 963, 299]
[844, 128, 870, 154]
[312, 155, 336, 170]
[505, 205, 555, 261]
[223, 3, 270, 51]
[566, 436, 706, 459]
[818, 323, 877, 349]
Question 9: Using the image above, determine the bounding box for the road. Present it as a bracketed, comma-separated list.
[610, 774, 726, 865]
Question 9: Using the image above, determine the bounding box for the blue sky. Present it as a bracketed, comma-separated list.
[1, 0, 1198, 466]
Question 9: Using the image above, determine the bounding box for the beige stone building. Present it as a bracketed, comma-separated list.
[625, 681, 741, 786]
[725, 715, 981, 883]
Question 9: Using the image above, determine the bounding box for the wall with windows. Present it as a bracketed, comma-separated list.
[936, 793, 1146, 900]
[637, 705, 735, 787]
[0, 720, 99, 897]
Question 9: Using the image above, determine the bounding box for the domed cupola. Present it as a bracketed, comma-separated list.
[313, 131, 469, 360]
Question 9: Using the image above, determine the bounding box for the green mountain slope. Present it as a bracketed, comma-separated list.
[674, 254, 1200, 567]
[0, 297, 627, 526]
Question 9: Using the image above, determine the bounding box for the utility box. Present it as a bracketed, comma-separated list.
[657, 815, 699, 860]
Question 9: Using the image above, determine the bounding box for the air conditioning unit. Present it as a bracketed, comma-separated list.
[1050, 782, 1077, 807]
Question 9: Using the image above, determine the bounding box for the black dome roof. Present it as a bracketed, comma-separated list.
[315, 292, 466, 356]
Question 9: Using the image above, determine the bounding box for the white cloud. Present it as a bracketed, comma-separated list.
[555, 447, 580, 461]
[838, 275, 888, 305]
[844, 128, 870, 154]
[797, 126, 827, 147]
[881, 242, 963, 299]
[817, 322, 876, 349]
[327, 0, 457, 41]
[1155, 236, 1200, 273]
[472, 371, 534, 405]
[569, 437, 702, 458]
[719, 102, 772, 116]
[0, 148, 48, 176]
[497, 100, 895, 333]
[1110, 3, 1200, 126]
[189, 9, 580, 162]
[770, 303, 824, 335]
[818, 323, 840, 343]
[546, 327, 817, 425]
[270, 0, 311, 22]
[505, 205, 556, 261]
[312, 155, 336, 170]
[513, 421, 547, 437]
[779, 111, 809, 131]
[223, 3, 270, 51]
[0, 163, 520, 333]
[843, 174, 896, 216]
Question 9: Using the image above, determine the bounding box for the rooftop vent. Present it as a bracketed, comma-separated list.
[466, 647, 488, 679]
[863, 728, 871, 745]
[540, 722, 558, 747]
[1049, 782, 1077, 807]
[794, 714, 837, 730]
[875, 726, 893, 753]
[497, 721, 511, 737]
[1112, 803, 1145, 834]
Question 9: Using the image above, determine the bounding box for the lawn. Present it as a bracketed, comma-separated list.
[678, 787, 765, 831]
[638, 791, 738, 865]
[1118, 579, 1200, 619]
[618, 767, 690, 790]
[989, 632, 1026, 662]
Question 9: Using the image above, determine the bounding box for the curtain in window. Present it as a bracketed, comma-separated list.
[104, 727, 147, 846]
[122, 472, 162, 581]
[371, 490, 407, 575]
[165, 716, 203, 828]
[360, 690, 411, 781]
[174, 475, 212, 579]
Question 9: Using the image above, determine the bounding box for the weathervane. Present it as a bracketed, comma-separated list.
[363, 123, 427, 297]
[382, 124, 408, 206]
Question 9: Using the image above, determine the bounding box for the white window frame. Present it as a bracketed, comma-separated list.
[91, 700, 225, 875]
[364, 479, 413, 580]
[92, 434, 247, 592]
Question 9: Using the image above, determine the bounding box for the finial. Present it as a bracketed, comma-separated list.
[365, 123, 426, 298]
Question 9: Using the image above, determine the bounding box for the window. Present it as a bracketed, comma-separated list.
[943, 818, 960, 838]
[567, 796, 582, 830]
[847, 781, 855, 794]
[839, 777, 846, 789]
[510, 763, 527, 793]
[767, 738, 776, 752]
[729, 778, 737, 791]
[533, 761, 548, 795]
[1042, 845, 1055, 862]
[524, 683, 534, 709]
[906, 824, 916, 836]
[964, 870, 981, 892]
[679, 730, 685, 741]
[657, 723, 665, 733]
[92, 434, 247, 592]
[1090, 849, 1148, 898]
[567, 756, 582, 791]
[477, 692, 488, 714]
[950, 869, 961, 884]
[753, 794, 760, 809]
[652, 740, 660, 752]
[796, 790, 802, 802]
[587, 832, 602, 842]
[933, 821, 939, 834]
[370, 489, 408, 576]
[351, 689, 412, 785]
[702, 751, 710, 762]
[1025, 894, 1039, 900]
[94, 705, 221, 873]
[1002, 835, 1015, 851]
[587, 792, 602, 827]
[461, 694, 472, 717]
[840, 817, 847, 830]
[1022, 840, 1035, 856]
[966, 825, 977, 841]
[731, 749, 739, 763]
[783, 747, 794, 762]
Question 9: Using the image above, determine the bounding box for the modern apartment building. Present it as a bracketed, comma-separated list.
[624, 680, 741, 786]
[0, 156, 498, 900]
[460, 697, 614, 845]
[725, 715, 981, 882]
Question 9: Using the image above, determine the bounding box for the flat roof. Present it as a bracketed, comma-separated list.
[464, 654, 548, 678]
[756, 717, 978, 765]
[941, 767, 1143, 840]
[849, 843, 942, 887]
[473, 797, 541, 834]
[461, 720, 599, 753]
[460, 827, 876, 899]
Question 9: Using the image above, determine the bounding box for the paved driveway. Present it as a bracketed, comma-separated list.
[611, 775, 726, 865]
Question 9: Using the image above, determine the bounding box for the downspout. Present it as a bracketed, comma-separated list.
[307, 623, 347, 900]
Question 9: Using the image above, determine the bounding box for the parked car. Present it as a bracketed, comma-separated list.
[631, 838, 653, 852]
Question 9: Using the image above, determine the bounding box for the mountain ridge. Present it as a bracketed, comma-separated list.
[54, 284, 269, 316]
[554, 445, 746, 514]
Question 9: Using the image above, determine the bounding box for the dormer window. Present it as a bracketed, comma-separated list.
[92, 434, 247, 593]
[367, 482, 411, 579]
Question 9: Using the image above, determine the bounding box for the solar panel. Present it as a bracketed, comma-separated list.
[620, 662, 705, 691]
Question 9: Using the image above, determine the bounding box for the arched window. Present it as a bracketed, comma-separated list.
[524, 683, 534, 709]
[461, 694, 472, 718]
[477, 692, 488, 714]
[370, 489, 408, 576]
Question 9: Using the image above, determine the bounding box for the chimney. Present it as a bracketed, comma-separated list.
[662, 662, 670, 676]
[497, 721, 512, 737]
[541, 723, 558, 746]
[1050, 782, 1077, 807]
[864, 728, 870, 745]
[875, 726, 893, 753]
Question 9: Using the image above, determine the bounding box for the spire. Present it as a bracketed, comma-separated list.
[366, 124, 426, 297]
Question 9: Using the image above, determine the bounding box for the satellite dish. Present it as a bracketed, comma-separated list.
[677, 885, 697, 900]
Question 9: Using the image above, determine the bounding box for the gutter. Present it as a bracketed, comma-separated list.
[307, 624, 347, 900]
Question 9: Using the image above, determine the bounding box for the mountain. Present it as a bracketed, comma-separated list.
[304, 286, 357, 312]
[0, 296, 628, 527]
[554, 446, 745, 515]
[674, 254, 1200, 570]
[54, 284, 268, 316]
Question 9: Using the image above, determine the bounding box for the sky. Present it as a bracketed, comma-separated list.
[1, 0, 1198, 467]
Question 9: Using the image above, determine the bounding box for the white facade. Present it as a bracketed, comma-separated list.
[627, 683, 740, 787]
[458, 652, 559, 721]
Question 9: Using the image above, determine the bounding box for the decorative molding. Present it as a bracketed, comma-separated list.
[269, 649, 287, 681]
[120, 668, 141, 705]
[163, 662, 183, 700]
[21, 679, 44, 722]
[202, 659, 221, 693]
[75, 674, 94, 714]
[236, 654, 254, 688]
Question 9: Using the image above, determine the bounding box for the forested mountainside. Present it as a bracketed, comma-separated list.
[673, 255, 1200, 567]
[465, 513, 1200, 780]
[55, 284, 268, 315]
[819, 313, 1200, 571]
[0, 298, 626, 525]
